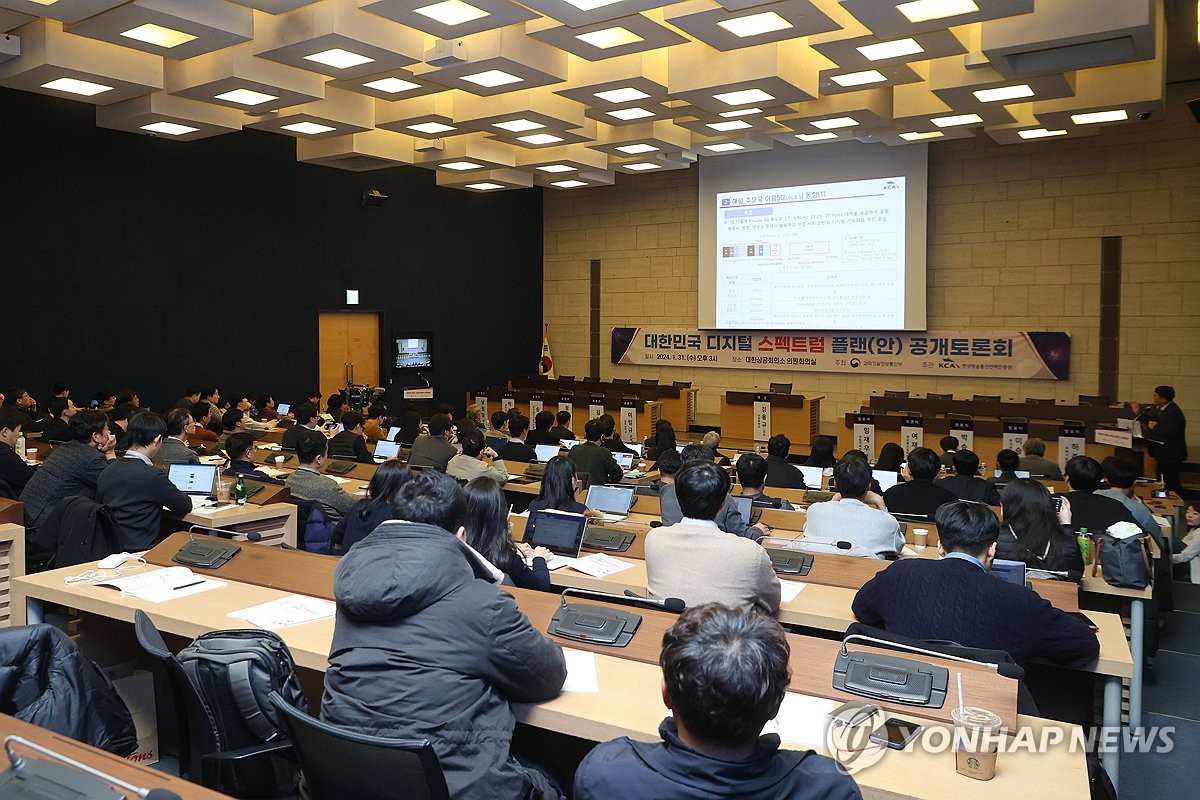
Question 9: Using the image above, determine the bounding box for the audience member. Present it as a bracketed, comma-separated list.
[408, 414, 458, 471]
[494, 414, 538, 462]
[153, 408, 200, 465]
[527, 457, 595, 516]
[764, 434, 807, 489]
[939, 449, 1002, 505]
[938, 435, 960, 469]
[988, 449, 1022, 487]
[804, 458, 903, 557]
[1062, 456, 1135, 533]
[257, 394, 280, 422]
[360, 404, 388, 444]
[874, 442, 906, 474]
[734, 453, 795, 510]
[329, 411, 373, 464]
[881, 447, 957, 518]
[660, 445, 767, 538]
[97, 412, 191, 551]
[525, 411, 558, 448]
[41, 397, 76, 443]
[323, 393, 345, 424]
[0, 408, 35, 494]
[1099, 458, 1166, 548]
[20, 410, 116, 532]
[215, 408, 245, 453]
[547, 410, 575, 442]
[485, 411, 511, 451]
[93, 390, 116, 412]
[805, 436, 836, 469]
[447, 429, 509, 484]
[333, 461, 412, 552]
[116, 388, 140, 408]
[108, 403, 136, 448]
[643, 419, 677, 461]
[1172, 502, 1200, 582]
[394, 408, 422, 446]
[569, 418, 623, 487]
[223, 432, 276, 483]
[284, 432, 358, 523]
[200, 387, 221, 430]
[4, 387, 42, 433]
[281, 404, 319, 450]
[187, 402, 219, 443]
[997, 479, 1083, 581]
[598, 414, 638, 456]
[701, 430, 731, 466]
[463, 476, 552, 591]
[174, 387, 200, 411]
[1019, 438, 1063, 480]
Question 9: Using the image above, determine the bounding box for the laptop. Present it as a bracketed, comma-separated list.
[373, 440, 400, 461]
[675, 444, 687, 453]
[534, 443, 560, 463]
[585, 485, 635, 522]
[872, 469, 899, 492]
[613, 452, 635, 470]
[993, 469, 1031, 479]
[523, 510, 588, 570]
[626, 442, 643, 456]
[989, 558, 1028, 587]
[560, 439, 582, 450]
[168, 463, 217, 497]
[798, 465, 824, 489]
[276, 403, 290, 416]
[387, 426, 402, 441]
[729, 495, 757, 526]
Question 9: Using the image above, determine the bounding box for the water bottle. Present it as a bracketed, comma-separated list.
[234, 475, 248, 506]
[15, 432, 25, 460]
[1076, 527, 1091, 563]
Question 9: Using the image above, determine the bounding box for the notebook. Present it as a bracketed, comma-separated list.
[872, 469, 899, 492]
[534, 443, 561, 463]
[989, 558, 1028, 587]
[524, 510, 587, 570]
[168, 463, 217, 496]
[374, 440, 400, 461]
[613, 452, 634, 470]
[798, 465, 824, 489]
[585, 485, 635, 522]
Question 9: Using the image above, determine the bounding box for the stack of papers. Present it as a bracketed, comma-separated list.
[560, 649, 600, 693]
[763, 694, 838, 749]
[778, 580, 806, 602]
[230, 595, 337, 630]
[96, 567, 224, 603]
[569, 553, 635, 578]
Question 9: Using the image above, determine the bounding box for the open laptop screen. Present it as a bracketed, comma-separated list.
[989, 558, 1027, 587]
[534, 444, 560, 463]
[613, 452, 634, 470]
[374, 440, 400, 460]
[798, 465, 824, 489]
[168, 463, 217, 495]
[276, 403, 290, 416]
[524, 510, 587, 557]
[560, 439, 582, 450]
[729, 494, 753, 523]
[387, 426, 402, 441]
[585, 485, 634, 514]
[872, 469, 899, 492]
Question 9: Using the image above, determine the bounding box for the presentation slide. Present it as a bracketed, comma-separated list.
[715, 177, 906, 329]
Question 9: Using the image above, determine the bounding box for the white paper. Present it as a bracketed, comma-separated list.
[569, 553, 635, 578]
[97, 567, 226, 603]
[901, 546, 920, 557]
[188, 502, 236, 516]
[199, 455, 226, 465]
[765, 694, 838, 749]
[258, 466, 287, 478]
[257, 443, 282, 451]
[328, 476, 355, 485]
[560, 649, 600, 693]
[230, 595, 337, 630]
[779, 580, 806, 602]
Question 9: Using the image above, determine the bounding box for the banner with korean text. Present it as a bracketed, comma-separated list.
[612, 328, 1070, 380]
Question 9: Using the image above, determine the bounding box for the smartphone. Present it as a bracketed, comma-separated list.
[1052, 495, 1064, 512]
[1069, 612, 1101, 632]
[829, 700, 879, 728]
[869, 718, 923, 750]
[1153, 490, 1170, 499]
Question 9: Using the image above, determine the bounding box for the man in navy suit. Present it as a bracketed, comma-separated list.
[1131, 385, 1188, 494]
[852, 500, 1098, 668]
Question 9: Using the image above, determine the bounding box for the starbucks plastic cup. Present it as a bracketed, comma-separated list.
[952, 707, 1003, 780]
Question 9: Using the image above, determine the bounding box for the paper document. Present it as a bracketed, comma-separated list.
[569, 553, 635, 578]
[257, 443, 282, 451]
[188, 502, 235, 516]
[764, 694, 838, 749]
[230, 595, 337, 630]
[328, 476, 355, 485]
[199, 455, 226, 465]
[560, 649, 600, 693]
[901, 546, 920, 557]
[257, 466, 287, 478]
[778, 580, 806, 602]
[96, 567, 225, 603]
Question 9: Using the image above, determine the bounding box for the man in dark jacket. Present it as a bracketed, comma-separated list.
[20, 409, 116, 533]
[568, 417, 623, 487]
[1131, 384, 1187, 493]
[0, 408, 36, 494]
[881, 447, 957, 518]
[764, 434, 807, 489]
[853, 500, 1099, 668]
[322, 470, 567, 800]
[1062, 455, 1135, 534]
[407, 413, 458, 471]
[937, 449, 1002, 506]
[574, 603, 860, 800]
[97, 412, 191, 551]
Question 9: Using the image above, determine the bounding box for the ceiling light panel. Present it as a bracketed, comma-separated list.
[0, 1, 128, 26]
[810, 27, 967, 69]
[244, 87, 374, 138]
[164, 41, 323, 112]
[838, 0, 1034, 38]
[64, 0, 251, 60]
[436, 166, 534, 191]
[665, 0, 839, 52]
[95, 89, 243, 141]
[517, 0, 677, 29]
[575, 26, 643, 50]
[526, 13, 687, 61]
[361, 0, 537, 39]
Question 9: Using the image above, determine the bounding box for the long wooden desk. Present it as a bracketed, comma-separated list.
[866, 396, 1129, 425]
[515, 377, 699, 433]
[721, 391, 823, 445]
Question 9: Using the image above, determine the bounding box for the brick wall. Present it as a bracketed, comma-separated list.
[543, 83, 1200, 433]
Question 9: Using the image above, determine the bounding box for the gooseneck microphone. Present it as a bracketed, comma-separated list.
[560, 587, 685, 613]
[4, 735, 183, 800]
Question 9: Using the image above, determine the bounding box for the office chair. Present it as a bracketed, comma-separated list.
[769, 382, 793, 394]
[558, 375, 575, 382]
[972, 394, 1001, 402]
[883, 390, 909, 399]
[133, 611, 295, 798]
[671, 381, 692, 389]
[611, 378, 631, 384]
[1024, 398, 1054, 405]
[1077, 394, 1109, 406]
[925, 393, 953, 401]
[640, 379, 659, 386]
[268, 693, 449, 800]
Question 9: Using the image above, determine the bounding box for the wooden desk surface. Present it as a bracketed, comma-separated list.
[0, 497, 23, 526]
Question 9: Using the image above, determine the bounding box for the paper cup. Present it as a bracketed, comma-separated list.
[913, 528, 929, 550]
[952, 707, 1002, 781]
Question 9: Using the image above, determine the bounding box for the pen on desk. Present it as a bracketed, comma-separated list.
[173, 580, 206, 591]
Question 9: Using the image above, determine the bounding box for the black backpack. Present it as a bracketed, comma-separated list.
[177, 629, 308, 797]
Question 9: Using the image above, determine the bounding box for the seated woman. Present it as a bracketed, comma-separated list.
[1172, 501, 1200, 583]
[527, 456, 600, 518]
[806, 436, 836, 470]
[988, 448, 1022, 487]
[334, 461, 412, 552]
[642, 419, 677, 462]
[463, 476, 552, 591]
[997, 478, 1084, 581]
[874, 442, 906, 477]
[394, 408, 423, 446]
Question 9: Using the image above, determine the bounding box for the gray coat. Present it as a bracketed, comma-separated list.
[153, 437, 200, 466]
[284, 468, 358, 522]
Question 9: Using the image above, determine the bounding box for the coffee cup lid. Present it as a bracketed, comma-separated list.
[952, 707, 1002, 728]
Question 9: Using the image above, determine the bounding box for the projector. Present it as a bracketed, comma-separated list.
[0, 34, 18, 64]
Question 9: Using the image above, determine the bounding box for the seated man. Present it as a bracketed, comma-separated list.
[20, 409, 116, 533]
[215, 408, 246, 454]
[174, 386, 201, 410]
[938, 435, 959, 470]
[763, 434, 807, 490]
[574, 603, 860, 800]
[701, 431, 732, 467]
[660, 445, 768, 538]
[200, 386, 222, 434]
[882, 447, 957, 518]
[447, 429, 509, 484]
[97, 412, 191, 551]
[484, 411, 511, 451]
[1098, 458, 1164, 548]
[407, 414, 458, 471]
[493, 413, 538, 463]
[938, 449, 1002, 506]
[805, 458, 903, 557]
[646, 461, 780, 615]
[988, 448, 1021, 487]
[852, 500, 1099, 667]
[284, 432, 359, 523]
[0, 408, 36, 494]
[599, 414, 638, 456]
[1062, 455, 1135, 534]
[187, 401, 219, 444]
[733, 453, 795, 510]
[547, 410, 574, 442]
[41, 397, 77, 443]
[281, 403, 319, 451]
[108, 403, 136, 449]
[329, 411, 373, 464]
[568, 417, 623, 487]
[3, 387, 42, 434]
[322, 470, 567, 800]
[1019, 437, 1064, 480]
[224, 432, 277, 483]
[525, 411, 558, 448]
[362, 403, 389, 443]
[153, 408, 200, 466]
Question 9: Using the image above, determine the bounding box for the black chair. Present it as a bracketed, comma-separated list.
[558, 375, 575, 382]
[671, 381, 692, 389]
[639, 387, 659, 402]
[133, 610, 293, 798]
[972, 394, 1001, 403]
[269, 693, 449, 800]
[1077, 394, 1109, 406]
[1025, 397, 1055, 405]
[0, 478, 15, 500]
[925, 393, 952, 401]
[883, 390, 909, 399]
[611, 378, 631, 384]
[640, 379, 659, 386]
[769, 382, 792, 394]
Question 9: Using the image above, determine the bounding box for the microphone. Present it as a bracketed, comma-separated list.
[5, 735, 183, 800]
[560, 587, 684, 613]
[188, 524, 258, 542]
[840, 634, 1006, 674]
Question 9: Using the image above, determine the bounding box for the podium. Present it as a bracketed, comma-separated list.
[720, 392, 823, 445]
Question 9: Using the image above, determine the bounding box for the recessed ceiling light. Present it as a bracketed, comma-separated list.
[712, 88, 775, 106]
[493, 118, 544, 132]
[281, 121, 337, 135]
[974, 84, 1035, 103]
[552, 180, 588, 188]
[576, 27, 643, 49]
[623, 162, 661, 171]
[140, 121, 200, 136]
[1071, 109, 1129, 124]
[120, 23, 197, 49]
[441, 161, 486, 170]
[717, 12, 793, 38]
[796, 132, 838, 142]
[811, 117, 859, 130]
[615, 143, 659, 154]
[537, 164, 577, 173]
[28, 0, 61, 5]
[719, 108, 763, 118]
[594, 87, 650, 104]
[607, 107, 656, 120]
[413, 0, 490, 26]
[305, 48, 375, 70]
[408, 121, 456, 134]
[831, 70, 887, 87]
[897, 0, 979, 24]
[1018, 128, 1068, 139]
[930, 112, 982, 127]
[460, 70, 523, 88]
[704, 142, 745, 152]
[362, 77, 422, 94]
[562, 0, 624, 11]
[517, 133, 564, 145]
[214, 88, 278, 106]
[41, 77, 113, 96]
[708, 120, 753, 131]
[899, 131, 944, 141]
[857, 38, 924, 61]
[466, 182, 505, 190]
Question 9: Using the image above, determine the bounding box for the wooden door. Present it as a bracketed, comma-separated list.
[318, 312, 380, 398]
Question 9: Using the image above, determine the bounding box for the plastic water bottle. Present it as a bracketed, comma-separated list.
[234, 475, 247, 506]
[15, 432, 25, 460]
[1076, 527, 1091, 563]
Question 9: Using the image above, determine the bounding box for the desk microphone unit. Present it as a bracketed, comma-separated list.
[172, 525, 244, 569]
[548, 588, 659, 647]
[833, 635, 951, 708]
[0, 735, 181, 800]
[754, 535, 815, 575]
[582, 529, 635, 552]
[804, 490, 835, 504]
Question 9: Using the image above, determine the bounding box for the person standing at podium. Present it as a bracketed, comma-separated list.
[1131, 385, 1187, 494]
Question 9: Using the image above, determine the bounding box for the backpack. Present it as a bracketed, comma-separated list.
[177, 629, 308, 797]
[1091, 525, 1151, 589]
